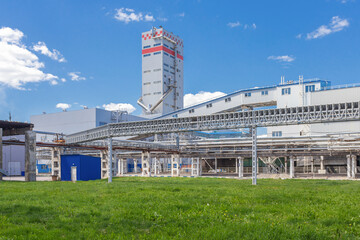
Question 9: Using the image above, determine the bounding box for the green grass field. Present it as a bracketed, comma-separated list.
[1, 178, 360, 240]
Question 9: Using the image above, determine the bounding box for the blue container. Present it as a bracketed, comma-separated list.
[61, 154, 101, 181]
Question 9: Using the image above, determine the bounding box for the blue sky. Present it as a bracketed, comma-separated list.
[0, 0, 359, 122]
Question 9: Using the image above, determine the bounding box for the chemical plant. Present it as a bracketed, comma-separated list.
[1, 26, 360, 184]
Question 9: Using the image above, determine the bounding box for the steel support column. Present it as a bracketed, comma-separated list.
[108, 137, 113, 183]
[251, 126, 257, 185]
[289, 156, 295, 179]
[351, 155, 357, 179]
[238, 157, 244, 178]
[25, 131, 36, 182]
[347, 155, 351, 178]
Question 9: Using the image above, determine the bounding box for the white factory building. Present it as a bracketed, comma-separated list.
[157, 78, 360, 138]
[30, 27, 360, 140]
[31, 108, 144, 140]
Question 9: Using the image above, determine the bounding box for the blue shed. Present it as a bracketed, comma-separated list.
[61, 155, 101, 181]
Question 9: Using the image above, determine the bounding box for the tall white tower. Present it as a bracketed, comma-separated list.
[137, 27, 184, 117]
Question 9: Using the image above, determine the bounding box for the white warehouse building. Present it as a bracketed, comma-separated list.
[158, 78, 360, 137]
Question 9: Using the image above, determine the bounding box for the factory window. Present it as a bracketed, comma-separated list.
[153, 80, 161, 84]
[189, 109, 195, 114]
[170, 55, 175, 59]
[153, 68, 161, 72]
[153, 52, 161, 55]
[170, 47, 175, 50]
[143, 54, 151, 57]
[305, 85, 315, 92]
[164, 44, 169, 48]
[153, 43, 161, 47]
[164, 63, 169, 67]
[206, 103, 213, 108]
[282, 88, 291, 95]
[153, 92, 161, 95]
[143, 70, 151, 73]
[225, 97, 231, 102]
[261, 90, 268, 95]
[245, 92, 251, 97]
[170, 71, 175, 75]
[143, 93, 151, 96]
[143, 45, 151, 49]
[272, 131, 282, 137]
[164, 52, 169, 56]
[143, 82, 151, 85]
[170, 66, 175, 69]
[164, 69, 169, 72]
[172, 114, 178, 118]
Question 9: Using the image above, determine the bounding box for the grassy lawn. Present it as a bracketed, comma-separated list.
[0, 178, 360, 240]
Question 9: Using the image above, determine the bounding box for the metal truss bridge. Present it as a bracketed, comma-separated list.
[67, 101, 360, 144]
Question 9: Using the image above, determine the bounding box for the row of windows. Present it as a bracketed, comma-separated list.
[154, 51, 161, 55]
[143, 68, 161, 73]
[143, 54, 151, 57]
[143, 45, 151, 49]
[282, 88, 291, 95]
[225, 97, 231, 102]
[245, 92, 251, 97]
[272, 131, 282, 137]
[261, 90, 268, 95]
[164, 43, 169, 48]
[163, 63, 169, 67]
[305, 85, 315, 92]
[143, 92, 162, 96]
[153, 43, 161, 47]
[143, 80, 162, 85]
[206, 103, 212, 108]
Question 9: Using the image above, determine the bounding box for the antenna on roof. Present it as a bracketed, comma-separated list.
[280, 76, 285, 85]
[299, 75, 304, 83]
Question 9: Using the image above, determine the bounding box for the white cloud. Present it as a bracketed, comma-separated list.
[56, 103, 71, 111]
[296, 33, 302, 39]
[68, 72, 86, 81]
[61, 78, 66, 82]
[50, 80, 58, 85]
[0, 27, 58, 90]
[157, 17, 168, 22]
[114, 8, 155, 23]
[306, 16, 349, 40]
[178, 12, 185, 17]
[0, 27, 23, 44]
[33, 41, 66, 62]
[184, 91, 226, 108]
[227, 21, 241, 28]
[268, 55, 295, 63]
[144, 14, 155, 22]
[103, 103, 136, 113]
[227, 21, 257, 30]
